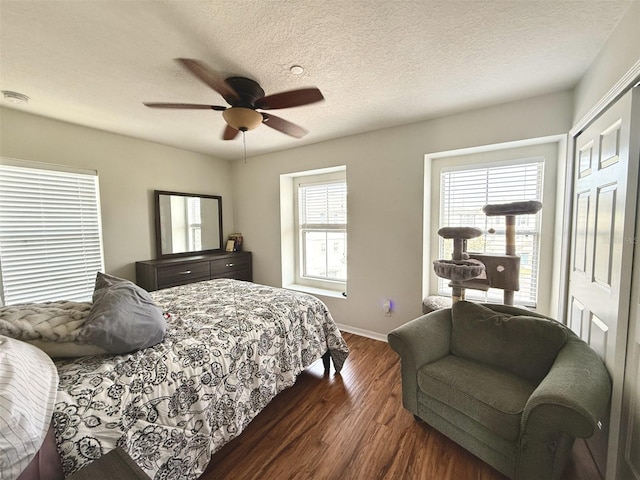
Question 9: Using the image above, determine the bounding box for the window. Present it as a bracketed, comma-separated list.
[280, 167, 347, 295]
[295, 171, 347, 290]
[0, 161, 104, 305]
[187, 196, 202, 251]
[438, 160, 543, 306]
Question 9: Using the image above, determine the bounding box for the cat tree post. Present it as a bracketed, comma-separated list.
[482, 200, 542, 305]
[504, 214, 516, 305]
[452, 237, 465, 302]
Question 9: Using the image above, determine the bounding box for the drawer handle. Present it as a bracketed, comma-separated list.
[226, 263, 234, 267]
[179, 270, 192, 275]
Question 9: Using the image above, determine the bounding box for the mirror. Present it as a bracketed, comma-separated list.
[155, 190, 223, 258]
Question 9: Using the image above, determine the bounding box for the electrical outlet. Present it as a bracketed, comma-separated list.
[383, 299, 392, 316]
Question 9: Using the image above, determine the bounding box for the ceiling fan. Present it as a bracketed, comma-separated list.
[144, 58, 324, 140]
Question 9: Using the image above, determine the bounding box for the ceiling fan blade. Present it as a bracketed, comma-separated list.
[261, 113, 308, 138]
[144, 102, 227, 111]
[175, 58, 240, 103]
[223, 124, 240, 140]
[255, 88, 324, 110]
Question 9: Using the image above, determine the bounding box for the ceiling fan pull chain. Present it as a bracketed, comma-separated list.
[242, 130, 247, 164]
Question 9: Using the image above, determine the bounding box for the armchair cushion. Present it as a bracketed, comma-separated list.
[419, 355, 537, 441]
[451, 301, 568, 383]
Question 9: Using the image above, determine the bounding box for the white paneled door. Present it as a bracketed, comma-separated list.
[567, 86, 640, 480]
[618, 86, 640, 480]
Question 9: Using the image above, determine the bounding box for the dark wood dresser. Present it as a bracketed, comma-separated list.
[136, 251, 252, 291]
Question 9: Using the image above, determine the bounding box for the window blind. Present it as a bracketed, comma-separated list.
[0, 164, 104, 305]
[439, 161, 543, 305]
[298, 181, 347, 228]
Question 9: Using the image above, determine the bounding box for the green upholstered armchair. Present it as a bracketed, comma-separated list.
[388, 301, 611, 480]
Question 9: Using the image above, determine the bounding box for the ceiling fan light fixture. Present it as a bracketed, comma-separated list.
[222, 107, 263, 131]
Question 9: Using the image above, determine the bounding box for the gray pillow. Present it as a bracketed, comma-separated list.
[84, 272, 167, 354]
[451, 301, 568, 383]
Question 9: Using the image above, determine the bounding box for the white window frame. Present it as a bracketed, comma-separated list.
[0, 158, 105, 305]
[437, 158, 543, 307]
[294, 172, 347, 290]
[425, 139, 564, 316]
[280, 166, 347, 297]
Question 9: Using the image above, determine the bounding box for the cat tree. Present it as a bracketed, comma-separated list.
[433, 200, 542, 305]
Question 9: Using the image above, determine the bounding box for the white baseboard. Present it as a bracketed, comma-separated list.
[336, 323, 388, 343]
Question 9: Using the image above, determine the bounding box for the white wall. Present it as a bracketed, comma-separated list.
[0, 107, 234, 281]
[574, 1, 640, 125]
[0, 91, 574, 337]
[232, 90, 573, 337]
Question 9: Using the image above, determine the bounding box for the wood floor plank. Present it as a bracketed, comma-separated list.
[201, 332, 601, 480]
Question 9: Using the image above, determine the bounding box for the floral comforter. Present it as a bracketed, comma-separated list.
[52, 279, 349, 479]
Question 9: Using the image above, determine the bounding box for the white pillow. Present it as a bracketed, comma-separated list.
[27, 340, 109, 358]
[0, 335, 59, 479]
[0, 301, 108, 358]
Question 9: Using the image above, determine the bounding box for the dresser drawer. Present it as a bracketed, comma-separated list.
[136, 252, 252, 291]
[210, 255, 251, 276]
[211, 268, 252, 282]
[157, 261, 210, 287]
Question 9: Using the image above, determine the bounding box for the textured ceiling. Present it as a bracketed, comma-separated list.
[0, 0, 633, 160]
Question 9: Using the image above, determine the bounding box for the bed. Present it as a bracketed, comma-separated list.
[0, 277, 349, 480]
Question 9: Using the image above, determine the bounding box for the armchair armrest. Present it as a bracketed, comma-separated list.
[521, 336, 611, 439]
[387, 309, 452, 413]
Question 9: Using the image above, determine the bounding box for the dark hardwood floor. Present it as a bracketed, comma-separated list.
[202, 332, 602, 480]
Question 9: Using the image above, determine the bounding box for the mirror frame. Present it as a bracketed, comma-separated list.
[154, 190, 223, 258]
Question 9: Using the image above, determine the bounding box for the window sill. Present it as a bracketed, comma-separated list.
[436, 292, 536, 309]
[284, 284, 346, 299]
